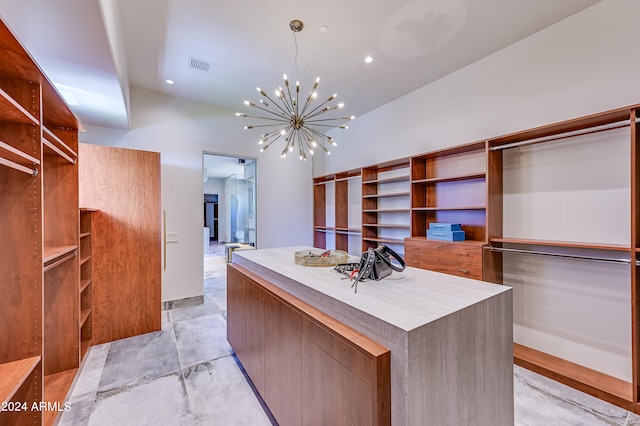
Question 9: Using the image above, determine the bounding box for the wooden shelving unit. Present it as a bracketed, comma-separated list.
[79, 208, 97, 360]
[314, 169, 362, 254]
[314, 103, 640, 413]
[362, 159, 410, 255]
[0, 17, 80, 426]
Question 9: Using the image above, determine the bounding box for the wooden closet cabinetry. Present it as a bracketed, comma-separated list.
[0, 18, 81, 425]
[314, 104, 640, 413]
[313, 169, 362, 254]
[361, 159, 411, 255]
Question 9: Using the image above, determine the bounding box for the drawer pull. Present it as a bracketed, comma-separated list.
[458, 269, 470, 274]
[459, 252, 469, 257]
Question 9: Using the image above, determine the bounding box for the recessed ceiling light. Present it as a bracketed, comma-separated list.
[364, 56, 374, 64]
[319, 25, 329, 33]
[165, 79, 175, 85]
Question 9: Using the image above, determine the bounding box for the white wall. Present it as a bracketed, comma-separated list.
[81, 87, 313, 302]
[315, 0, 639, 381]
[319, 0, 640, 175]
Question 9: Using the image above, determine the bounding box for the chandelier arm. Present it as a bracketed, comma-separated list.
[284, 82, 296, 114]
[298, 132, 306, 160]
[261, 125, 293, 150]
[305, 117, 351, 123]
[245, 123, 292, 129]
[258, 93, 293, 117]
[298, 94, 314, 118]
[302, 98, 336, 119]
[305, 126, 335, 143]
[300, 128, 319, 153]
[243, 115, 292, 123]
[277, 92, 295, 116]
[248, 101, 291, 119]
[305, 123, 346, 128]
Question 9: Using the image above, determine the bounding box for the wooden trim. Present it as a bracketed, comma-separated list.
[514, 343, 635, 410]
[631, 109, 640, 402]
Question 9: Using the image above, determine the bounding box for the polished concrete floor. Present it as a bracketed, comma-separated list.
[58, 244, 640, 425]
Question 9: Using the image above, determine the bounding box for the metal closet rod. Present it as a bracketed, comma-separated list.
[489, 246, 631, 264]
[489, 118, 639, 151]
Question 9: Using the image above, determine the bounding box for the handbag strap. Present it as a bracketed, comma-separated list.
[351, 248, 375, 293]
[376, 245, 406, 272]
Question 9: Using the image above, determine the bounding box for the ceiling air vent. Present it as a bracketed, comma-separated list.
[188, 56, 211, 72]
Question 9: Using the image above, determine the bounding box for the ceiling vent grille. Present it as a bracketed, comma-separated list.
[188, 56, 211, 72]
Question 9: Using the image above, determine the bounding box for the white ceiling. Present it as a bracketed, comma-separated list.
[0, 0, 601, 131]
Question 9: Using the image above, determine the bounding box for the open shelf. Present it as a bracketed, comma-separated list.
[412, 206, 486, 211]
[412, 172, 486, 184]
[363, 192, 410, 199]
[362, 236, 406, 244]
[43, 369, 77, 426]
[336, 227, 362, 234]
[43, 245, 77, 272]
[43, 127, 77, 161]
[362, 224, 410, 229]
[0, 87, 39, 125]
[363, 209, 410, 213]
[362, 175, 410, 185]
[0, 356, 40, 403]
[80, 279, 91, 293]
[80, 309, 91, 327]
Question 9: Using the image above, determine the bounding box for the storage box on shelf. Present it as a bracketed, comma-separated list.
[361, 159, 411, 256]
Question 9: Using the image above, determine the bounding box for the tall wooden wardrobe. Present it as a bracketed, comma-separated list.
[0, 18, 161, 425]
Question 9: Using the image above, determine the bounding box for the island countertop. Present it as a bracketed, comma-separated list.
[233, 245, 511, 331]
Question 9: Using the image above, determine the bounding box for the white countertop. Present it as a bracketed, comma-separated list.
[233, 246, 511, 332]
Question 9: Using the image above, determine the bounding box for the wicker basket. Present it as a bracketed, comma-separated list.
[294, 249, 349, 266]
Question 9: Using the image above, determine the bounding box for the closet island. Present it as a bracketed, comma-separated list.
[227, 246, 513, 425]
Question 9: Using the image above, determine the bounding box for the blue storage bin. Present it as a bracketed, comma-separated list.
[428, 223, 462, 232]
[427, 229, 466, 241]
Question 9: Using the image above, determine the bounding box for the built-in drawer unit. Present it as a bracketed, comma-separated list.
[404, 237, 483, 279]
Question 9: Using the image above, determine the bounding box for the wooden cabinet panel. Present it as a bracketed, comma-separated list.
[227, 263, 390, 425]
[243, 277, 265, 395]
[405, 238, 483, 279]
[226, 266, 244, 358]
[78, 143, 161, 344]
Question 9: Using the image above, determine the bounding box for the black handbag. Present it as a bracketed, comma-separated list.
[335, 245, 406, 293]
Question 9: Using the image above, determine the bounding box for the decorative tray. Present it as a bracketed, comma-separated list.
[294, 249, 349, 267]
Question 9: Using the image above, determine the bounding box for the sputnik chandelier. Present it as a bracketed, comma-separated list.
[236, 19, 355, 160]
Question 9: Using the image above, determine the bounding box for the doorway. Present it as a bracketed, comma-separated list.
[204, 194, 218, 243]
[202, 153, 257, 270]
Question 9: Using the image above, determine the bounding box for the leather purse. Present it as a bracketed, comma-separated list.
[335, 245, 406, 293]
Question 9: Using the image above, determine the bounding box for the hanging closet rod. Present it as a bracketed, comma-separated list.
[489, 118, 637, 152]
[489, 245, 630, 264]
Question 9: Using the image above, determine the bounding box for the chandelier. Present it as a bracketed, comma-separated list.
[236, 19, 355, 160]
